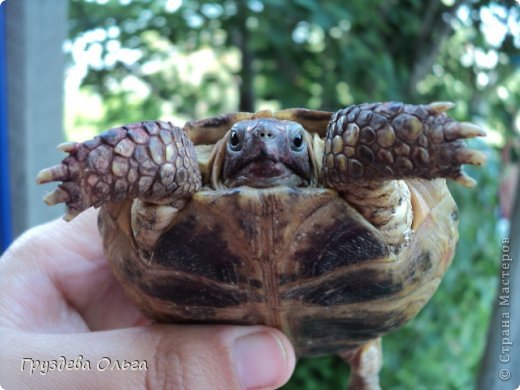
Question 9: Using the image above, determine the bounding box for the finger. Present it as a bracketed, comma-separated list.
[3, 207, 103, 264]
[0, 209, 146, 331]
[1, 324, 296, 390]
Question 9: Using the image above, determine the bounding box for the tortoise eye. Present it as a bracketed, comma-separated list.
[229, 130, 242, 151]
[292, 133, 304, 150]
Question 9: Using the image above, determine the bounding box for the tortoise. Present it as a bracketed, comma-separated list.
[37, 102, 485, 389]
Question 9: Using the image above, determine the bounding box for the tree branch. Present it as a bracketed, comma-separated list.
[232, 2, 255, 112]
[408, 0, 468, 97]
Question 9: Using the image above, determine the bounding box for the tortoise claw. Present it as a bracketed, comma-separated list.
[428, 101, 455, 114]
[43, 187, 70, 206]
[454, 172, 477, 188]
[57, 142, 80, 153]
[450, 148, 486, 188]
[456, 149, 487, 167]
[36, 164, 69, 184]
[63, 209, 80, 222]
[458, 122, 486, 138]
[445, 122, 486, 141]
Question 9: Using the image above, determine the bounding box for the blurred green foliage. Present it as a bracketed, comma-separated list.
[68, 0, 519, 388]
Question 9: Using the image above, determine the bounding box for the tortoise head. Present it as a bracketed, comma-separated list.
[221, 118, 313, 188]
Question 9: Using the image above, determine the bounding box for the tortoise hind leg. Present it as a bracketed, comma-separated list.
[339, 338, 383, 390]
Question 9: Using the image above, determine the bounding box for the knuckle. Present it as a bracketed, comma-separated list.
[145, 332, 186, 390]
[144, 328, 238, 390]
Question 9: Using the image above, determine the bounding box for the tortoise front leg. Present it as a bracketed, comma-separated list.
[339, 338, 383, 390]
[322, 102, 486, 247]
[37, 121, 202, 248]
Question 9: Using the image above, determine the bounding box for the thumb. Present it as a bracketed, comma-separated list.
[1, 325, 296, 390]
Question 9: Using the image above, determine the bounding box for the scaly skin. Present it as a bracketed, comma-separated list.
[340, 338, 383, 390]
[322, 101, 486, 187]
[322, 102, 486, 251]
[37, 121, 201, 221]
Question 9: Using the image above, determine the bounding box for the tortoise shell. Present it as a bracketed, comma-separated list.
[38, 103, 485, 387]
[101, 181, 457, 356]
[95, 108, 462, 356]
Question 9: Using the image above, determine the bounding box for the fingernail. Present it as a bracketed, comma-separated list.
[232, 331, 287, 390]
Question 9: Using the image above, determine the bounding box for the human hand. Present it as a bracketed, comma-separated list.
[0, 208, 296, 389]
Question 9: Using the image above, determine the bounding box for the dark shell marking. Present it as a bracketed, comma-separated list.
[101, 185, 458, 356]
[154, 217, 242, 284]
[295, 226, 389, 278]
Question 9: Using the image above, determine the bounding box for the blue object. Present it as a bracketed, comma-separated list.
[0, 4, 12, 252]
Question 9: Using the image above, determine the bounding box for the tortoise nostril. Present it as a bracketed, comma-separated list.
[259, 131, 273, 138]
